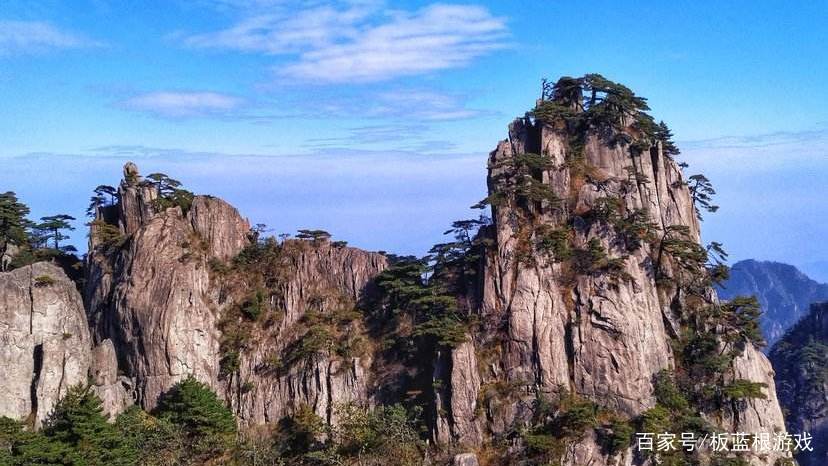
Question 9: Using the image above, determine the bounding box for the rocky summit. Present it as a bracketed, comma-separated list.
[0, 76, 795, 465]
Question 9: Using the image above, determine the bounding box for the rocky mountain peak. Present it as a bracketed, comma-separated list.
[719, 259, 828, 346]
[430, 75, 791, 464]
[115, 162, 159, 237]
[0, 77, 798, 466]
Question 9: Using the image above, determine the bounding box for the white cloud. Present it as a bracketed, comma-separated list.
[121, 91, 245, 118]
[679, 127, 828, 172]
[0, 20, 100, 55]
[181, 2, 508, 83]
[371, 90, 484, 120]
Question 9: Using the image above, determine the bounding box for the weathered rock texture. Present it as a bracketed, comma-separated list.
[221, 239, 387, 425]
[86, 163, 386, 425]
[430, 113, 791, 465]
[770, 302, 828, 466]
[0, 263, 92, 427]
[1, 89, 795, 466]
[87, 163, 250, 409]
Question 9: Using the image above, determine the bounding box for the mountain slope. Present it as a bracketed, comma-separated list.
[0, 75, 795, 466]
[718, 259, 828, 346]
[769, 302, 828, 466]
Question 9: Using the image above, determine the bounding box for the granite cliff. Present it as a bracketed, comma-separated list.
[85, 163, 386, 426]
[423, 76, 790, 465]
[0, 262, 129, 427]
[0, 75, 796, 466]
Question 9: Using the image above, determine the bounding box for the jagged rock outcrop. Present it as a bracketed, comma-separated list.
[719, 259, 828, 346]
[188, 196, 251, 261]
[431, 89, 791, 464]
[86, 163, 386, 425]
[770, 302, 828, 466]
[452, 452, 479, 466]
[0, 263, 94, 427]
[222, 239, 387, 425]
[1, 243, 19, 271]
[434, 340, 483, 446]
[86, 163, 250, 409]
[89, 338, 133, 418]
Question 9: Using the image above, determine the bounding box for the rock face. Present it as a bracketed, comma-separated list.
[719, 259, 828, 347]
[1, 243, 19, 271]
[86, 163, 386, 424]
[769, 302, 828, 466]
[222, 239, 387, 425]
[89, 339, 133, 418]
[431, 109, 790, 464]
[188, 196, 251, 261]
[0, 263, 92, 427]
[0, 88, 796, 466]
[87, 163, 251, 409]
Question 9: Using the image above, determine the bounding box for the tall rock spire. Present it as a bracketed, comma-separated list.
[433, 75, 790, 465]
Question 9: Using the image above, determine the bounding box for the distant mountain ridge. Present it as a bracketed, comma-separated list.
[718, 259, 828, 346]
[769, 302, 828, 466]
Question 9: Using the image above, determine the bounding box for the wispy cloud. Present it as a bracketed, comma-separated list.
[120, 91, 245, 118]
[681, 127, 828, 151]
[281, 88, 491, 121]
[370, 90, 487, 120]
[0, 20, 100, 55]
[679, 127, 828, 172]
[180, 2, 508, 83]
[305, 123, 429, 147]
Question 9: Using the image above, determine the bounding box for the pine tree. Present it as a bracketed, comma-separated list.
[115, 406, 183, 465]
[145, 173, 195, 213]
[0, 192, 31, 270]
[688, 174, 719, 220]
[0, 416, 69, 466]
[154, 376, 236, 440]
[41, 384, 137, 465]
[33, 214, 76, 251]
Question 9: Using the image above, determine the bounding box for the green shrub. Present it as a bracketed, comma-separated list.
[536, 226, 572, 261]
[653, 370, 689, 411]
[334, 404, 424, 464]
[638, 405, 670, 435]
[604, 419, 633, 455]
[33, 275, 55, 287]
[115, 406, 183, 465]
[90, 219, 125, 251]
[219, 350, 240, 378]
[553, 397, 599, 437]
[154, 376, 236, 440]
[722, 379, 767, 400]
[242, 289, 267, 321]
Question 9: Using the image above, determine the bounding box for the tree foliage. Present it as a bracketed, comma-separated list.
[0, 192, 31, 270]
[86, 185, 118, 218]
[688, 174, 719, 220]
[145, 173, 195, 213]
[33, 214, 76, 251]
[154, 376, 236, 441]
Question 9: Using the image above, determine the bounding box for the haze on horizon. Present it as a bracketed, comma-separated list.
[1, 0, 827, 273]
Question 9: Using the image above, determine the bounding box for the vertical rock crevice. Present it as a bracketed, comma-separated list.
[29, 343, 43, 422]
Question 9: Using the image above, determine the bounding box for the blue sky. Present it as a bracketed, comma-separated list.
[1, 1, 827, 273]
